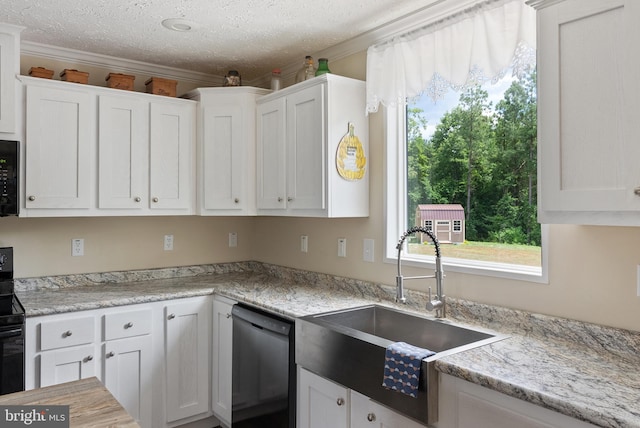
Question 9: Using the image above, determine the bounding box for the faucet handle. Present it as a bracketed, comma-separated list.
[426, 286, 443, 312]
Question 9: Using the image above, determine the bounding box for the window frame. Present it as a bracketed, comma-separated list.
[383, 104, 549, 283]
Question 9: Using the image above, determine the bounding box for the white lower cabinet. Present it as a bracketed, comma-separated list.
[164, 297, 211, 423]
[103, 307, 153, 428]
[211, 296, 235, 427]
[40, 344, 97, 387]
[436, 374, 596, 428]
[26, 296, 215, 428]
[298, 367, 349, 428]
[103, 335, 152, 428]
[297, 367, 423, 428]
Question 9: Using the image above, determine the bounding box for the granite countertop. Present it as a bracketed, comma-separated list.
[15, 262, 640, 428]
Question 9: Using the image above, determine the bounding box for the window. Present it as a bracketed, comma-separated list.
[424, 220, 433, 231]
[373, 0, 546, 282]
[406, 71, 541, 268]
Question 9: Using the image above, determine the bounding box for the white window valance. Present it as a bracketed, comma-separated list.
[365, 0, 536, 113]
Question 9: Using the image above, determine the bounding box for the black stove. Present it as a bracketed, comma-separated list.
[0, 247, 24, 395]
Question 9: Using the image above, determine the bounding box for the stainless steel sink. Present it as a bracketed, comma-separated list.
[295, 305, 506, 425]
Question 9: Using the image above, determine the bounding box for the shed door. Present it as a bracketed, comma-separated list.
[436, 221, 451, 243]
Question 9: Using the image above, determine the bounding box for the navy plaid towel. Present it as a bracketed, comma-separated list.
[382, 341, 435, 398]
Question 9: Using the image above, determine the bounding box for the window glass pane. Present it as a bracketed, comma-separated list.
[406, 70, 541, 268]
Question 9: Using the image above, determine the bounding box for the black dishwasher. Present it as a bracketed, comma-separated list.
[231, 304, 295, 428]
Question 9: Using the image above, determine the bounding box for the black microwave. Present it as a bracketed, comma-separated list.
[0, 140, 18, 217]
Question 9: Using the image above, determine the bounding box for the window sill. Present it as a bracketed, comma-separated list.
[385, 251, 548, 285]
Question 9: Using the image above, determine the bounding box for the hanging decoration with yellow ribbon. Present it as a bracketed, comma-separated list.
[336, 122, 366, 181]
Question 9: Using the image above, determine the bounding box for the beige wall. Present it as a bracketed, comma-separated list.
[6, 50, 640, 332]
[0, 216, 255, 277]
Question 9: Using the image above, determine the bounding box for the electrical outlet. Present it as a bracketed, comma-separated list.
[301, 235, 308, 253]
[363, 238, 375, 262]
[229, 232, 238, 248]
[164, 235, 174, 251]
[72, 238, 84, 256]
[338, 238, 347, 257]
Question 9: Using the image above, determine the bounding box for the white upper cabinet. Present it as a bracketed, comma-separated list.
[256, 74, 369, 217]
[25, 83, 94, 210]
[0, 24, 21, 135]
[184, 87, 269, 215]
[149, 100, 195, 211]
[98, 94, 148, 210]
[531, 0, 640, 225]
[21, 76, 196, 216]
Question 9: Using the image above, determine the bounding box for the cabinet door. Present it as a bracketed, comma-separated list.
[0, 29, 18, 134]
[25, 85, 93, 209]
[149, 101, 194, 211]
[286, 83, 325, 212]
[211, 297, 234, 426]
[537, 0, 640, 223]
[256, 97, 287, 210]
[40, 345, 96, 387]
[202, 105, 245, 211]
[350, 390, 425, 428]
[297, 367, 348, 428]
[98, 95, 148, 209]
[104, 335, 152, 428]
[164, 297, 210, 422]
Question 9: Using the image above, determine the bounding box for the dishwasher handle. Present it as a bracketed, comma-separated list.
[232, 304, 292, 336]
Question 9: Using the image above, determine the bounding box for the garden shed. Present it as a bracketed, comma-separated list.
[415, 204, 465, 244]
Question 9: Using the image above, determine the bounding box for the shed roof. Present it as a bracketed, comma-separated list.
[416, 204, 465, 221]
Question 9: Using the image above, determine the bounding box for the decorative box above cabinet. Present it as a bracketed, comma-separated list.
[529, 0, 640, 225]
[0, 24, 22, 136]
[20, 76, 196, 217]
[256, 74, 369, 218]
[184, 86, 270, 216]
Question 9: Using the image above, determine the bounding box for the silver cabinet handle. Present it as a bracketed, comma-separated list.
[134, 196, 141, 202]
[234, 198, 240, 203]
[63, 330, 72, 338]
[277, 197, 283, 202]
[152, 197, 159, 203]
[84, 355, 93, 362]
[28, 195, 36, 201]
[634, 187, 640, 196]
[124, 322, 134, 329]
[336, 397, 345, 406]
[226, 313, 231, 319]
[106, 351, 115, 358]
[367, 413, 376, 422]
[168, 313, 175, 320]
[287, 197, 293, 202]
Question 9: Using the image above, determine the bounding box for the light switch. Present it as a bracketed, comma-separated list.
[338, 238, 347, 257]
[363, 238, 374, 262]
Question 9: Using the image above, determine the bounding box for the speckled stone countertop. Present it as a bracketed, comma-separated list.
[15, 262, 640, 428]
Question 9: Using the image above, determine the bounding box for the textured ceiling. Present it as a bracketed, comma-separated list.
[2, 0, 440, 80]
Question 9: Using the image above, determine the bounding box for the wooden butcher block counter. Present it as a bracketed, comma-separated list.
[0, 377, 139, 427]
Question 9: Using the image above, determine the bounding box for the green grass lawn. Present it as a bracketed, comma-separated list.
[408, 241, 541, 267]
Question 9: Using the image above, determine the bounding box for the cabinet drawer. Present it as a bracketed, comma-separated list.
[40, 316, 95, 351]
[104, 308, 152, 340]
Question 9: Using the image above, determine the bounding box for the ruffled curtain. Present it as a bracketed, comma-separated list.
[365, 0, 536, 113]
